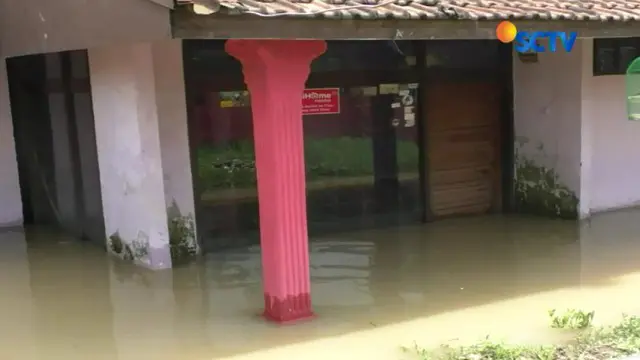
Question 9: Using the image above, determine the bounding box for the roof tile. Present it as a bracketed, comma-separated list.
[177, 0, 640, 20]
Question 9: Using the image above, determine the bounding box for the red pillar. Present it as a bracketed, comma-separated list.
[225, 39, 326, 323]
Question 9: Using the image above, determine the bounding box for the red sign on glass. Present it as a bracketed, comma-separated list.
[302, 88, 340, 115]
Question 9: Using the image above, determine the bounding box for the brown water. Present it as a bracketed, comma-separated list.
[2, 210, 640, 360]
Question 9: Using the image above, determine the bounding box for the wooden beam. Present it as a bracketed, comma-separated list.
[172, 7, 640, 40]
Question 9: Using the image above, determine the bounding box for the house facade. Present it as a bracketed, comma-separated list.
[1, 0, 640, 322]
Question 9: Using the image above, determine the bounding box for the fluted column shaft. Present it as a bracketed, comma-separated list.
[225, 39, 326, 323]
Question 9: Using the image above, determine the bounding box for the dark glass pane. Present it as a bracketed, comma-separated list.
[191, 88, 259, 251]
[183, 40, 242, 75]
[303, 84, 422, 235]
[424, 40, 499, 69]
[594, 40, 617, 75]
[619, 44, 639, 73]
[593, 38, 640, 75]
[186, 41, 423, 251]
[311, 40, 414, 72]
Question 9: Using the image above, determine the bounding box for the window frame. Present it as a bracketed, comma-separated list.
[593, 37, 640, 76]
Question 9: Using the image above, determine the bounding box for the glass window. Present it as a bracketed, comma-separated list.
[187, 41, 424, 250]
[424, 40, 500, 69]
[191, 85, 423, 248]
[594, 37, 640, 76]
[191, 88, 258, 251]
[183, 40, 242, 76]
[302, 84, 422, 233]
[311, 40, 415, 72]
[184, 39, 417, 78]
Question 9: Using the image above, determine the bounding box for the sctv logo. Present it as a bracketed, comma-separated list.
[496, 21, 577, 53]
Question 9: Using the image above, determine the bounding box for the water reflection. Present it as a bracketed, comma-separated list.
[1, 211, 640, 359]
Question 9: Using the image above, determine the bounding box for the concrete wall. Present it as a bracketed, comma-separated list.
[89, 40, 197, 269]
[0, 60, 23, 228]
[513, 40, 584, 219]
[153, 41, 197, 221]
[0, 0, 171, 57]
[0, 0, 171, 231]
[580, 41, 640, 214]
[514, 38, 640, 219]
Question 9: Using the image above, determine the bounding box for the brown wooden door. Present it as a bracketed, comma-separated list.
[425, 82, 502, 218]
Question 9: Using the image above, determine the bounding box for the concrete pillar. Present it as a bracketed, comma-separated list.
[88, 40, 197, 269]
[153, 41, 199, 263]
[0, 59, 23, 229]
[225, 39, 326, 323]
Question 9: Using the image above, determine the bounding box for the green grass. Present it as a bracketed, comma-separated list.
[549, 309, 595, 330]
[197, 137, 420, 192]
[404, 311, 640, 360]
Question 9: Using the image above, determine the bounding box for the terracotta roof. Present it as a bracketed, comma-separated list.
[176, 0, 640, 20]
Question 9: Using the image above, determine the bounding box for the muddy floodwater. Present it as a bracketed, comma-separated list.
[2, 210, 640, 360]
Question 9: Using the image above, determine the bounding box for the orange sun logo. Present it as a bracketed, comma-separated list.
[496, 21, 517, 43]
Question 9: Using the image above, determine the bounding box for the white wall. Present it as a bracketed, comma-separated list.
[580, 40, 640, 213]
[154, 40, 199, 255]
[153, 41, 197, 222]
[0, 0, 171, 57]
[90, 42, 171, 269]
[514, 38, 640, 218]
[513, 40, 584, 218]
[0, 60, 23, 228]
[514, 41, 583, 192]
[88, 40, 196, 269]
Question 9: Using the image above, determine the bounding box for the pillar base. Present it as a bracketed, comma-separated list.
[263, 294, 315, 324]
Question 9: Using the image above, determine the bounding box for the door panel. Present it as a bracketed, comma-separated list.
[425, 82, 502, 218]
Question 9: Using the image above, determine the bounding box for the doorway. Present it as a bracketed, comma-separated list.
[419, 40, 513, 220]
[424, 82, 503, 217]
[6, 51, 105, 245]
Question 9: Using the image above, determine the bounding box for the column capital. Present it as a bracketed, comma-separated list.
[225, 39, 326, 67]
[225, 40, 326, 89]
